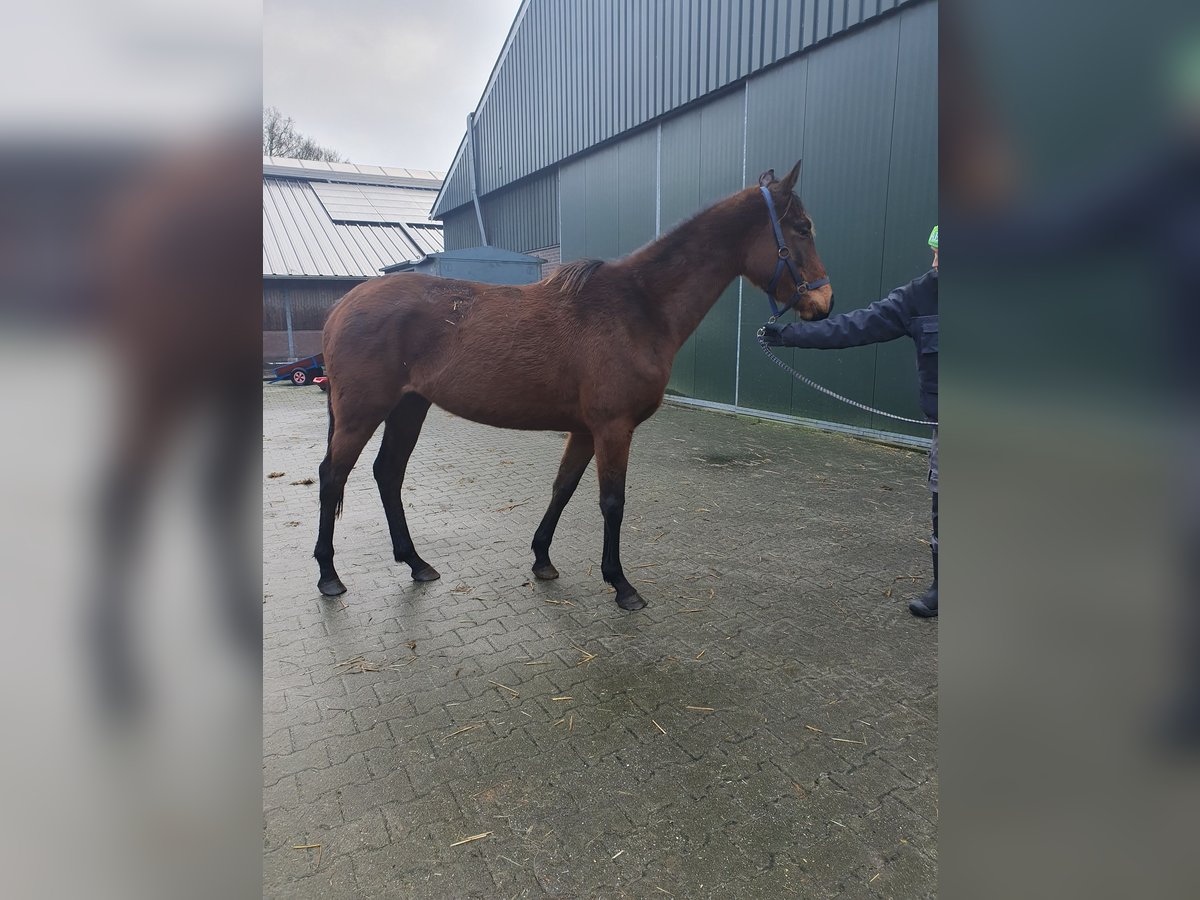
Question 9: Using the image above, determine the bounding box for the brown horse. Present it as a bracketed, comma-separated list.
[315, 161, 832, 610]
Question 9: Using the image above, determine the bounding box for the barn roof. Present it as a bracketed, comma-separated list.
[263, 156, 446, 279]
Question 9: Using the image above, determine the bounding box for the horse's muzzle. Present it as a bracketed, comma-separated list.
[807, 293, 832, 321]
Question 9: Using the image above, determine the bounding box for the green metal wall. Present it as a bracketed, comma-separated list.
[690, 90, 745, 405]
[442, 169, 559, 254]
[657, 112, 700, 398]
[553, 0, 937, 439]
[869, 0, 937, 434]
[435, 0, 919, 221]
[779, 9, 900, 431]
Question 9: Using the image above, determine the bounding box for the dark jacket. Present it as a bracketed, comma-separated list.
[776, 269, 938, 420]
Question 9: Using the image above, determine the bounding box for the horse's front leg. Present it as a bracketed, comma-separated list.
[593, 422, 646, 610]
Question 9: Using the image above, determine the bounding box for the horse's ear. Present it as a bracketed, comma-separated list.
[757, 169, 775, 188]
[780, 159, 802, 193]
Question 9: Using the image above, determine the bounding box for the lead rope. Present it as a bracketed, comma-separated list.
[755, 327, 938, 428]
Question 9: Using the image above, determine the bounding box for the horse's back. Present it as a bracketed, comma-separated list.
[320, 269, 654, 432]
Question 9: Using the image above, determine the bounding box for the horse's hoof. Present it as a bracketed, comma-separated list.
[411, 565, 441, 582]
[532, 562, 560, 580]
[318, 577, 347, 597]
[616, 590, 647, 611]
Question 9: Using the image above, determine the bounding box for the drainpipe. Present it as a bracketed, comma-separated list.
[283, 284, 296, 360]
[466, 112, 489, 246]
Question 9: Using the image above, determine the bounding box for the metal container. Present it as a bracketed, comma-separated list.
[381, 246, 544, 285]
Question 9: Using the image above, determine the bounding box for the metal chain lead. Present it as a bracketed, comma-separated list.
[756, 332, 937, 428]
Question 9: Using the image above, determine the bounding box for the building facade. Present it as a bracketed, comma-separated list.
[262, 157, 444, 363]
[433, 0, 937, 442]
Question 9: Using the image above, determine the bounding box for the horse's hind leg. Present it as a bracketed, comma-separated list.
[314, 394, 387, 596]
[92, 381, 182, 714]
[374, 394, 439, 582]
[200, 380, 261, 659]
[531, 431, 594, 579]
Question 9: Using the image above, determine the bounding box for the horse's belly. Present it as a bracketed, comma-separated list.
[431, 387, 585, 433]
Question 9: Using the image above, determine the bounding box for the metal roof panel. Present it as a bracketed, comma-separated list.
[262, 173, 443, 278]
[263, 156, 444, 189]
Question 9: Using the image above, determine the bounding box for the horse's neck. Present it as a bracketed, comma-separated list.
[628, 197, 749, 352]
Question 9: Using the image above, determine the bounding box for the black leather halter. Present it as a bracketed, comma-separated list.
[759, 185, 829, 318]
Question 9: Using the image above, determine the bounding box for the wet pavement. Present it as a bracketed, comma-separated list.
[263, 384, 937, 898]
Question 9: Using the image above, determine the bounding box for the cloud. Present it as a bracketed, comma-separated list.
[264, 0, 524, 170]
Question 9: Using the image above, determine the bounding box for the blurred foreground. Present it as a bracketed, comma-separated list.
[944, 0, 1200, 897]
[1, 0, 1198, 897]
[0, 2, 261, 898]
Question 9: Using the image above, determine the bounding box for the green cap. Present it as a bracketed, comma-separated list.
[928, 225, 938, 249]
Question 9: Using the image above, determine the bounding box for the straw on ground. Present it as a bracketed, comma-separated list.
[488, 680, 519, 698]
[450, 832, 493, 847]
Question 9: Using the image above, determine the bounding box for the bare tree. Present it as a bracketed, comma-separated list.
[262, 107, 344, 162]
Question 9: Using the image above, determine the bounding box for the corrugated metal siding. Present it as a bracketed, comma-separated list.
[584, 147, 621, 260]
[441, 171, 558, 254]
[738, 54, 810, 415]
[779, 11, 901, 429]
[434, 0, 922, 218]
[659, 110, 702, 398]
[262, 279, 364, 331]
[656, 88, 752, 406]
[541, 1, 937, 436]
[558, 160, 587, 261]
[615, 128, 657, 255]
[558, 127, 657, 262]
[263, 177, 442, 276]
[483, 171, 559, 253]
[869, 0, 937, 436]
[442, 210, 483, 251]
[691, 89, 746, 405]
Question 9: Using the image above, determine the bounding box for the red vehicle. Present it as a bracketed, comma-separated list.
[269, 353, 324, 386]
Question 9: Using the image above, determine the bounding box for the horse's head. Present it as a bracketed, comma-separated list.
[744, 161, 833, 321]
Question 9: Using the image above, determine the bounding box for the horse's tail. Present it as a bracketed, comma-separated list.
[325, 384, 336, 448]
[323, 386, 345, 519]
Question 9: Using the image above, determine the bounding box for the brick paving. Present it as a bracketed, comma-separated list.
[263, 384, 937, 899]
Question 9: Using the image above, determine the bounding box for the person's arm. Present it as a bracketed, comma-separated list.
[956, 141, 1174, 262]
[766, 285, 912, 349]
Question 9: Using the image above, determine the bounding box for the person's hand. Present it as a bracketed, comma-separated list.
[761, 321, 788, 346]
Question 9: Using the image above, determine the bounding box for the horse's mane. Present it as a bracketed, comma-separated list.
[545, 258, 604, 296]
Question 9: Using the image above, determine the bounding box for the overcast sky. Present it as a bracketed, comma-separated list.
[264, 0, 525, 172]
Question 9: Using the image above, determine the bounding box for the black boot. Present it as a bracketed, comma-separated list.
[910, 519, 938, 618]
[907, 494, 936, 619]
[908, 578, 938, 617]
